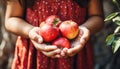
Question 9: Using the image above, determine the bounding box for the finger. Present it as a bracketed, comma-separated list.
[33, 35, 43, 43]
[44, 45, 59, 52]
[29, 27, 43, 43]
[51, 54, 61, 58]
[80, 37, 87, 46]
[60, 50, 65, 57]
[30, 34, 43, 43]
[79, 26, 90, 41]
[31, 40, 57, 51]
[67, 45, 83, 57]
[42, 49, 61, 58]
[37, 44, 58, 52]
[80, 33, 89, 43]
[60, 48, 68, 57]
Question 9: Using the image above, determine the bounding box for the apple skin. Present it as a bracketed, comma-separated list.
[40, 22, 59, 42]
[52, 37, 70, 49]
[59, 20, 79, 39]
[45, 15, 61, 26]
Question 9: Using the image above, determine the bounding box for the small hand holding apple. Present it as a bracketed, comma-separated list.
[31, 41, 61, 58]
[37, 15, 82, 58]
[61, 26, 90, 57]
[29, 27, 61, 58]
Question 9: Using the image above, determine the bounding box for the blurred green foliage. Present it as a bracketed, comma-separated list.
[105, 0, 120, 53]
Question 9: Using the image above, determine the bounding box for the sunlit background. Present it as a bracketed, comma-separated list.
[0, 0, 118, 69]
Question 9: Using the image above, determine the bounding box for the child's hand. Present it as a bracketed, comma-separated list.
[31, 41, 61, 58]
[61, 26, 90, 57]
[29, 27, 43, 43]
[29, 27, 61, 58]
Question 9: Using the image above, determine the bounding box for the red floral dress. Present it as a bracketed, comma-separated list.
[11, 0, 94, 69]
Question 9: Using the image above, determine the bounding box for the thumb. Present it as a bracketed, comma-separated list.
[79, 26, 90, 46]
[29, 27, 43, 43]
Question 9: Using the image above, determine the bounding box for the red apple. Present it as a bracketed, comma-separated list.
[59, 20, 79, 39]
[45, 15, 61, 26]
[52, 37, 70, 49]
[39, 22, 59, 42]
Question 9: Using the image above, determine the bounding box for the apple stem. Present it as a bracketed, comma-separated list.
[53, 18, 60, 26]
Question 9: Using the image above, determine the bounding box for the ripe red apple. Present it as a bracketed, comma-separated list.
[59, 20, 79, 39]
[45, 15, 61, 26]
[39, 22, 59, 42]
[52, 37, 70, 49]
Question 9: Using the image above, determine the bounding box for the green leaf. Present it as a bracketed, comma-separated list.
[104, 12, 119, 21]
[112, 16, 120, 25]
[114, 26, 120, 33]
[113, 0, 120, 10]
[113, 37, 120, 53]
[106, 34, 115, 46]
